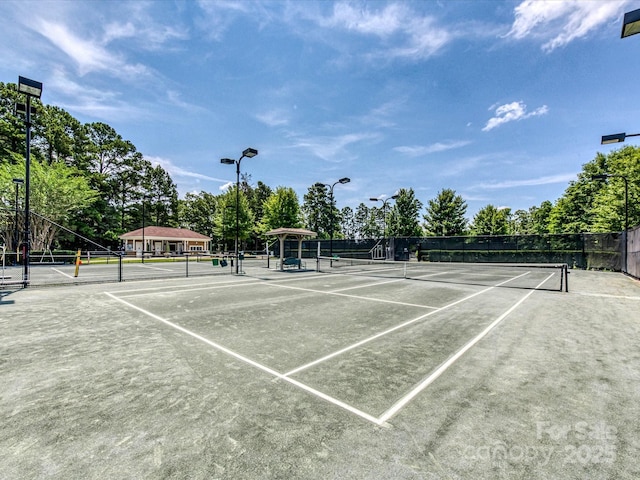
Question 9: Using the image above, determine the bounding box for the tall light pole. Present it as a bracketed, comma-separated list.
[592, 174, 629, 274]
[315, 177, 350, 258]
[221, 147, 258, 274]
[141, 196, 147, 264]
[17, 76, 43, 287]
[13, 178, 24, 262]
[370, 194, 398, 260]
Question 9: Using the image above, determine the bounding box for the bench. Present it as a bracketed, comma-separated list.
[278, 257, 305, 269]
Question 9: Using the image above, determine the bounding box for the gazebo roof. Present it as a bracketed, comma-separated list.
[265, 227, 317, 238]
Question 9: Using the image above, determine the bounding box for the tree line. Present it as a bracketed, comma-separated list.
[1, 81, 638, 254]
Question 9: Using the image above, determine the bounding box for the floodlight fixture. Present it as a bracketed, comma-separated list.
[242, 147, 258, 158]
[18, 76, 43, 98]
[220, 158, 235, 165]
[600, 132, 640, 145]
[338, 177, 350, 184]
[622, 8, 640, 38]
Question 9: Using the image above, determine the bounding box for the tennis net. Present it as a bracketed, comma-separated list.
[316, 256, 569, 292]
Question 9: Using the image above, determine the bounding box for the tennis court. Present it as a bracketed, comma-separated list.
[1, 263, 639, 479]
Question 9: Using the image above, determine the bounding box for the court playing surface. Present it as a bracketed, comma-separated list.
[1, 264, 639, 479]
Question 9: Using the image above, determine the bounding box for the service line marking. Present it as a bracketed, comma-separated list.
[376, 272, 554, 424]
[104, 269, 542, 426]
[262, 281, 440, 310]
[104, 292, 381, 425]
[281, 271, 531, 377]
[134, 265, 175, 272]
[50, 267, 74, 279]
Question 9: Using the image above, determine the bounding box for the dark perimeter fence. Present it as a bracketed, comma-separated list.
[277, 231, 639, 280]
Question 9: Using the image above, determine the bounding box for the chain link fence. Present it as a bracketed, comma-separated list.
[278, 232, 631, 272]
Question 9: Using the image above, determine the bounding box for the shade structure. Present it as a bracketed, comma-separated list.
[265, 227, 317, 271]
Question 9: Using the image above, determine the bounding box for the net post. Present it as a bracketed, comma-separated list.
[564, 264, 569, 292]
[118, 252, 123, 282]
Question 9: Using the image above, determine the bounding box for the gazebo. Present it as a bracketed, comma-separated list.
[265, 227, 317, 271]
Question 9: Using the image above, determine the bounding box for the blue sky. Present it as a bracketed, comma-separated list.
[1, 0, 638, 219]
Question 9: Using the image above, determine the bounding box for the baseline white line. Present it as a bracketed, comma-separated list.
[51, 267, 74, 279]
[377, 272, 554, 425]
[104, 292, 381, 425]
[283, 271, 531, 377]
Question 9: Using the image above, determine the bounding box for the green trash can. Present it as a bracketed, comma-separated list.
[212, 258, 219, 266]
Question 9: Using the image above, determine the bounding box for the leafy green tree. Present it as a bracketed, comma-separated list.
[213, 185, 254, 250]
[260, 186, 302, 232]
[340, 206, 355, 239]
[471, 205, 511, 235]
[354, 203, 371, 239]
[37, 106, 90, 167]
[528, 200, 553, 234]
[143, 163, 179, 227]
[0, 81, 26, 160]
[589, 147, 640, 232]
[423, 188, 468, 236]
[179, 191, 218, 239]
[0, 159, 97, 251]
[240, 175, 273, 251]
[547, 153, 609, 233]
[303, 183, 330, 238]
[364, 206, 383, 238]
[388, 188, 423, 237]
[511, 209, 531, 234]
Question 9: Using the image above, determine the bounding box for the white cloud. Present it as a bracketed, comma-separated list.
[477, 173, 577, 189]
[147, 155, 228, 183]
[482, 101, 548, 132]
[255, 109, 290, 127]
[219, 181, 234, 192]
[394, 140, 471, 157]
[37, 19, 150, 79]
[507, 0, 630, 52]
[289, 132, 380, 162]
[313, 1, 451, 60]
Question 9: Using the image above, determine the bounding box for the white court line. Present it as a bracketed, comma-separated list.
[328, 270, 452, 293]
[104, 292, 380, 425]
[576, 292, 640, 301]
[107, 271, 321, 296]
[51, 267, 74, 279]
[110, 280, 265, 297]
[376, 272, 554, 424]
[263, 282, 440, 310]
[329, 277, 407, 292]
[104, 268, 540, 425]
[282, 271, 531, 377]
[134, 265, 175, 272]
